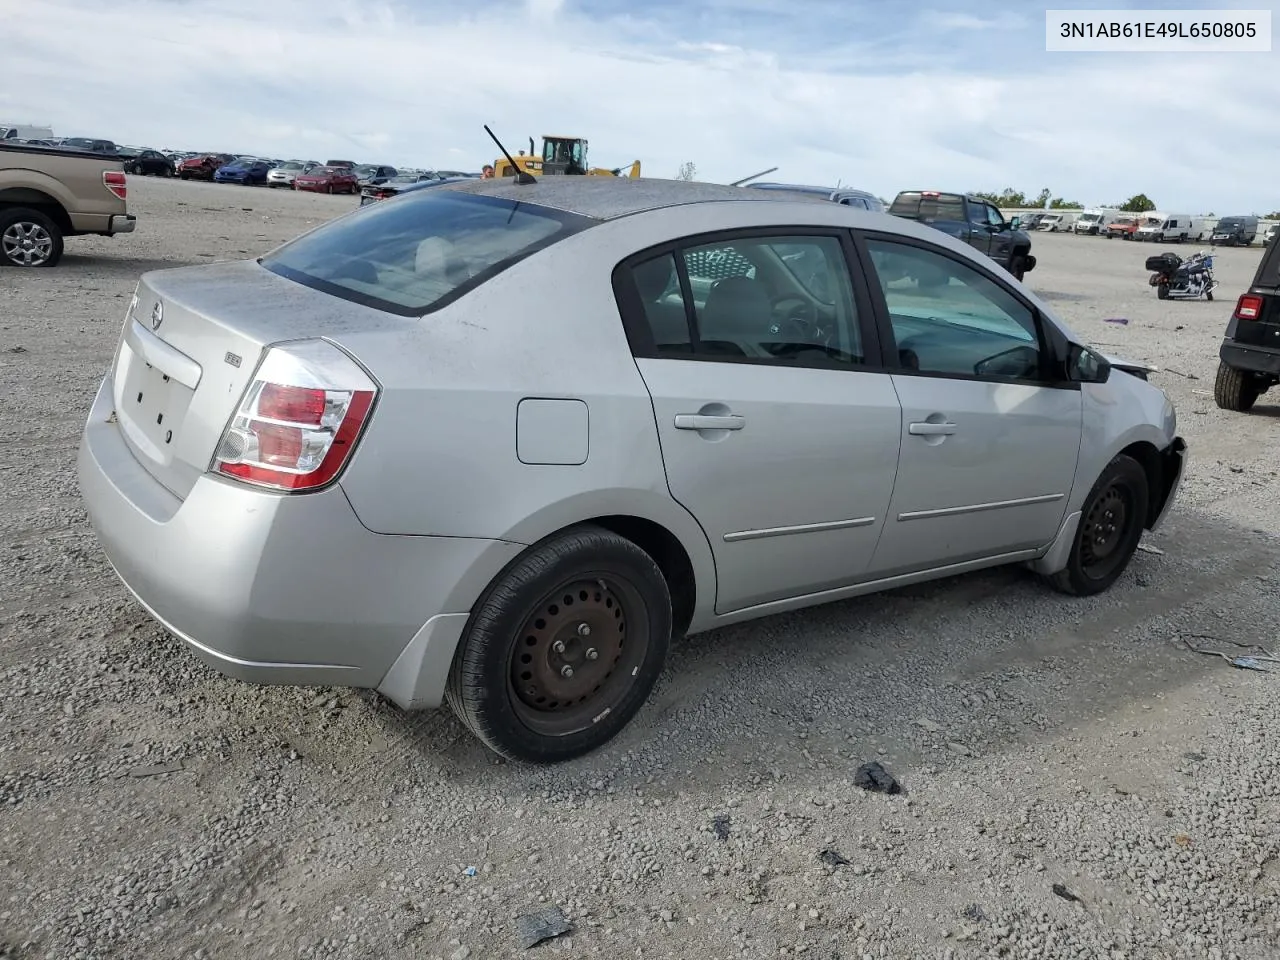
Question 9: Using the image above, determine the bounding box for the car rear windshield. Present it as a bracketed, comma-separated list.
[889, 192, 966, 221]
[261, 190, 595, 316]
[1255, 233, 1280, 287]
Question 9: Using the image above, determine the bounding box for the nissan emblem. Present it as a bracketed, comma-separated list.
[150, 301, 163, 331]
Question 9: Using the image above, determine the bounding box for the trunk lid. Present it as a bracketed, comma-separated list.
[110, 259, 392, 500]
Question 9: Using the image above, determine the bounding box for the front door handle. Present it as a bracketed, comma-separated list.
[908, 421, 957, 436]
[674, 414, 745, 431]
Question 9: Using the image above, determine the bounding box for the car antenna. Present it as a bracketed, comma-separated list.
[730, 166, 778, 187]
[484, 125, 536, 185]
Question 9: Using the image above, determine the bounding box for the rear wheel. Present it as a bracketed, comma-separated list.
[1214, 361, 1260, 412]
[0, 207, 64, 268]
[446, 525, 672, 763]
[1045, 454, 1149, 597]
[1156, 283, 1169, 300]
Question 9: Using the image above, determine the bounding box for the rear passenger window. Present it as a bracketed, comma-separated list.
[622, 235, 865, 368]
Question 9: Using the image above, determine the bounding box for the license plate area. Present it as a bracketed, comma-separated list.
[116, 344, 195, 466]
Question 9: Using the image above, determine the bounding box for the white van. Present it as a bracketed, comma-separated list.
[1037, 211, 1077, 232]
[1135, 214, 1203, 243]
[0, 123, 55, 141]
[1073, 208, 1119, 235]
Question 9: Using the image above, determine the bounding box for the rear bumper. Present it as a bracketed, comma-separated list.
[1221, 340, 1280, 377]
[109, 215, 136, 235]
[77, 375, 524, 705]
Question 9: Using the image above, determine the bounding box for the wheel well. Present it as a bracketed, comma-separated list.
[589, 515, 696, 637]
[1118, 441, 1164, 527]
[0, 188, 72, 234]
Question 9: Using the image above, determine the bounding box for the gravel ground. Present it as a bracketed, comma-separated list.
[3, 177, 1280, 960]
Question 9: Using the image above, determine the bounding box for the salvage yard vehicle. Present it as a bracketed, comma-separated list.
[887, 189, 1036, 280]
[1135, 213, 1203, 243]
[266, 161, 318, 188]
[1073, 208, 1119, 235]
[1145, 250, 1217, 301]
[1037, 211, 1077, 232]
[0, 140, 136, 267]
[1210, 215, 1258, 247]
[213, 158, 272, 186]
[77, 177, 1185, 763]
[358, 174, 472, 206]
[293, 164, 359, 194]
[1214, 231, 1280, 412]
[1106, 216, 1142, 240]
[125, 149, 175, 177]
[493, 134, 641, 179]
[178, 154, 232, 180]
[745, 181, 886, 211]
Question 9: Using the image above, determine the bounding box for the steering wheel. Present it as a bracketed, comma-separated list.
[769, 295, 821, 341]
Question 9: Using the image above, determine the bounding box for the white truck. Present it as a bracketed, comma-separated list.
[1037, 211, 1078, 232]
[1, 123, 56, 142]
[1073, 207, 1119, 235]
[1135, 213, 1204, 243]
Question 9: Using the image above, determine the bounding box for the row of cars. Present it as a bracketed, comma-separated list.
[1024, 208, 1274, 246]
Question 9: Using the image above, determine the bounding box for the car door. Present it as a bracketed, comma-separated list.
[614, 230, 902, 614]
[983, 203, 1015, 265]
[855, 232, 1083, 577]
[963, 199, 993, 257]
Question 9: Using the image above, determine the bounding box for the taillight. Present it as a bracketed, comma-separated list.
[103, 171, 127, 200]
[1234, 294, 1264, 321]
[211, 340, 378, 492]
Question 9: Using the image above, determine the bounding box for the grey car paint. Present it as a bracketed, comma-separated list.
[77, 177, 1183, 733]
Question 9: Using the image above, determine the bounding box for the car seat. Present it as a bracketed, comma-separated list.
[699, 275, 772, 343]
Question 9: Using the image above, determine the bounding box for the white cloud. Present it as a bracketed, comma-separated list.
[2, 0, 1277, 212]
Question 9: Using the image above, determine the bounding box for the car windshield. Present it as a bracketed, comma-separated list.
[308, 167, 337, 176]
[1079, 213, 1099, 221]
[262, 191, 595, 315]
[280, 162, 305, 171]
[354, 165, 377, 176]
[1217, 218, 1241, 229]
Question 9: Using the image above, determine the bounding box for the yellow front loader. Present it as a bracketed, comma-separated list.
[494, 135, 640, 179]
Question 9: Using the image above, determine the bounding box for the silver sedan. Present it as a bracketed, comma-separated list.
[265, 161, 317, 188]
[77, 178, 1185, 763]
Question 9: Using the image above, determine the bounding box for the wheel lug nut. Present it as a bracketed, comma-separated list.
[560, 665, 574, 678]
[585, 647, 598, 661]
[577, 623, 591, 638]
[552, 640, 566, 654]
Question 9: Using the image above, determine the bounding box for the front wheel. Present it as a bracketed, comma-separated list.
[1044, 454, 1149, 597]
[1214, 361, 1260, 412]
[446, 525, 673, 763]
[1008, 253, 1028, 282]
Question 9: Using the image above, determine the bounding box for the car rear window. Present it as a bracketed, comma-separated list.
[1255, 233, 1280, 287]
[889, 192, 966, 222]
[261, 190, 594, 316]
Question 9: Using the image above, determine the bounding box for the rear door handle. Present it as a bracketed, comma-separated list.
[674, 414, 745, 431]
[908, 421, 957, 436]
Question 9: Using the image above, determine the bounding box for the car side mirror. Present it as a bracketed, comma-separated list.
[1009, 217, 1020, 230]
[1069, 344, 1111, 383]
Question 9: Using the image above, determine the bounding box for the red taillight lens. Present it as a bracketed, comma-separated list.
[212, 341, 378, 492]
[103, 171, 127, 200]
[1235, 294, 1264, 321]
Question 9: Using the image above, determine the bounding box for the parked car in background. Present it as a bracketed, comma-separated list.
[325, 159, 357, 169]
[1135, 214, 1203, 243]
[76, 177, 1185, 763]
[1106, 216, 1142, 240]
[59, 137, 119, 155]
[214, 158, 272, 185]
[354, 164, 398, 187]
[1020, 212, 1048, 231]
[1214, 233, 1280, 412]
[745, 182, 886, 211]
[358, 174, 472, 206]
[178, 154, 231, 180]
[125, 149, 175, 177]
[294, 164, 359, 194]
[1073, 208, 1119, 235]
[888, 189, 1036, 280]
[1037, 212, 1077, 232]
[1, 140, 136, 267]
[267, 161, 318, 188]
[1210, 215, 1259, 247]
[1265, 224, 1279, 246]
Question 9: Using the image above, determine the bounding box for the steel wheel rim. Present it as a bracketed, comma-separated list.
[1079, 485, 1131, 579]
[2, 222, 53, 266]
[506, 574, 649, 738]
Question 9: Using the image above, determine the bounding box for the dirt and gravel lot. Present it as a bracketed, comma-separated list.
[3, 177, 1280, 960]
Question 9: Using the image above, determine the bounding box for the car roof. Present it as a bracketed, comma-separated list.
[441, 176, 831, 220]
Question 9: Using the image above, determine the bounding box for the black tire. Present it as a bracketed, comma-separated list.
[1206, 290, 1214, 302]
[445, 525, 673, 762]
[1008, 252, 1028, 282]
[1045, 454, 1149, 597]
[1157, 283, 1169, 300]
[1214, 361, 1259, 412]
[0, 207, 64, 268]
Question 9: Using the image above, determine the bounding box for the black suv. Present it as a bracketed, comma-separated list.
[1214, 232, 1280, 411]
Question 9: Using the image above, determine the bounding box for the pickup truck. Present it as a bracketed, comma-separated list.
[887, 190, 1035, 280]
[0, 141, 136, 267]
[1106, 216, 1142, 240]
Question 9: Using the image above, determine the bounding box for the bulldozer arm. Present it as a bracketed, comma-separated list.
[586, 160, 641, 178]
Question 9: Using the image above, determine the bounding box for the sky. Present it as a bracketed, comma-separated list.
[2, 0, 1278, 213]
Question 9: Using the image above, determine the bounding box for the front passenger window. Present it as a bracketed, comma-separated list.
[865, 239, 1044, 381]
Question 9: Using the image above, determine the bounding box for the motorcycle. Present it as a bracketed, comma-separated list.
[1145, 250, 1218, 301]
